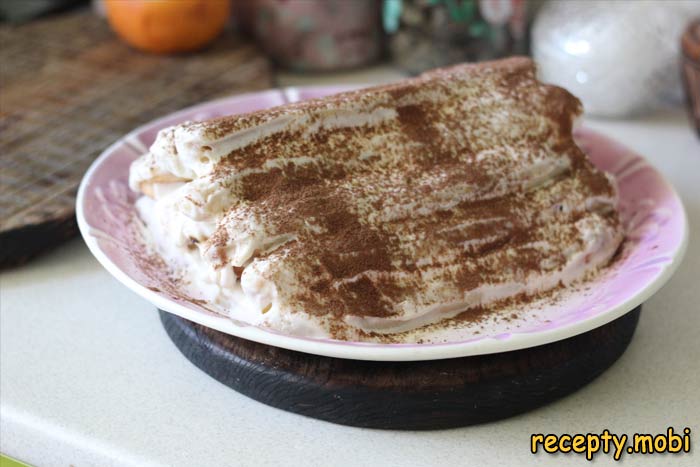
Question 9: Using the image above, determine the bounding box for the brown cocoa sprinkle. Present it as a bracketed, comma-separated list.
[166, 57, 625, 337]
[396, 104, 439, 144]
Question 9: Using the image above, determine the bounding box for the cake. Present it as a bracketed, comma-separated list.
[129, 57, 624, 340]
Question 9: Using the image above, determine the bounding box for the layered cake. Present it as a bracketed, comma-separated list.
[129, 57, 624, 341]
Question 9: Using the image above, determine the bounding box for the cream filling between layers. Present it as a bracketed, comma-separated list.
[135, 187, 329, 338]
[129, 107, 398, 192]
[135, 174, 621, 338]
[343, 216, 621, 333]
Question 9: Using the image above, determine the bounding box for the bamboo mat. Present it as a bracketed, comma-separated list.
[0, 10, 272, 267]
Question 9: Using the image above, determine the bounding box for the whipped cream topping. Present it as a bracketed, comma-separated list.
[129, 57, 624, 341]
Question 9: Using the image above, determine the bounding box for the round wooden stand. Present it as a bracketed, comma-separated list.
[160, 306, 641, 430]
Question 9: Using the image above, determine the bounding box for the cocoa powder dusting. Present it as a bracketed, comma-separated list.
[164, 57, 624, 337]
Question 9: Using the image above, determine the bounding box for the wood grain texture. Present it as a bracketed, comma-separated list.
[0, 10, 272, 268]
[160, 306, 641, 430]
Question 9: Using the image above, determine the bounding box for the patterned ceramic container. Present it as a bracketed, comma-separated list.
[244, 0, 383, 71]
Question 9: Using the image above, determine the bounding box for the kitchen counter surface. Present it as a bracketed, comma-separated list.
[1, 72, 699, 466]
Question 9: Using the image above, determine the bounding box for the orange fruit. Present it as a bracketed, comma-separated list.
[104, 0, 231, 54]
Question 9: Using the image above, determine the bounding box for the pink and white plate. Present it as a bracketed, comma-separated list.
[76, 86, 688, 361]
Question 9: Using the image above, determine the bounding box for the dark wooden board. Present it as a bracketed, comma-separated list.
[160, 306, 641, 430]
[0, 10, 272, 268]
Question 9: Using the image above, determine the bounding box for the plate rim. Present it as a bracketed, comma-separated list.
[76, 86, 689, 362]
